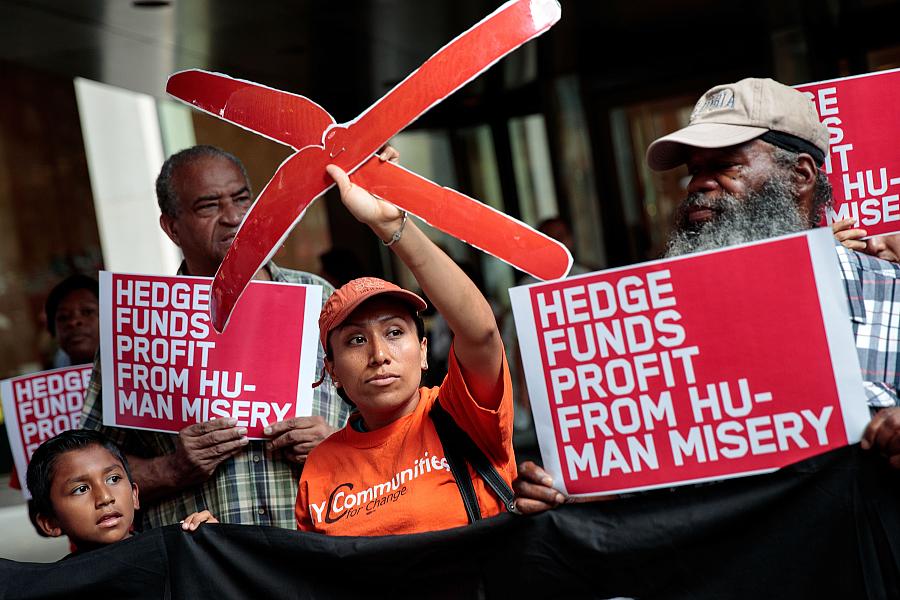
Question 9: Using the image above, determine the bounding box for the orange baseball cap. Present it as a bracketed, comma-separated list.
[318, 277, 427, 353]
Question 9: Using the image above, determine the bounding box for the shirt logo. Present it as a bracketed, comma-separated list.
[307, 451, 450, 526]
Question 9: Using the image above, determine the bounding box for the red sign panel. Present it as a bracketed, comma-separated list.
[510, 229, 869, 496]
[797, 68, 900, 237]
[100, 273, 321, 439]
[166, 0, 570, 333]
[1, 364, 92, 497]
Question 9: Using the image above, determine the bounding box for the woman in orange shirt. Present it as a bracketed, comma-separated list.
[295, 164, 516, 536]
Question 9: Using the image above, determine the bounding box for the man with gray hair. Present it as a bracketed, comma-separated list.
[514, 78, 900, 512]
[80, 145, 350, 529]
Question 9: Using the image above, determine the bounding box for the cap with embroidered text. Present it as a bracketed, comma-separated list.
[646, 78, 828, 171]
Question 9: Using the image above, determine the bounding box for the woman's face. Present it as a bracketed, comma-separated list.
[326, 297, 427, 430]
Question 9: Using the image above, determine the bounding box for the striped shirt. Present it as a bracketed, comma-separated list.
[80, 263, 349, 530]
[836, 246, 900, 409]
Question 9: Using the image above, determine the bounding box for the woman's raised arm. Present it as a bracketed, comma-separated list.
[326, 163, 503, 405]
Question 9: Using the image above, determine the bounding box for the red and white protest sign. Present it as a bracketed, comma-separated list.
[100, 272, 321, 439]
[1, 364, 92, 497]
[510, 228, 869, 497]
[797, 68, 900, 238]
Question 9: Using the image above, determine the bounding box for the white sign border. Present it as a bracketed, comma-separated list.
[0, 364, 93, 500]
[100, 270, 321, 437]
[510, 228, 869, 498]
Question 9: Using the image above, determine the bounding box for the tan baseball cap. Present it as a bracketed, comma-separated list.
[646, 78, 829, 171]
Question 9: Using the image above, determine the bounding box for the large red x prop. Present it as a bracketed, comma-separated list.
[167, 0, 570, 332]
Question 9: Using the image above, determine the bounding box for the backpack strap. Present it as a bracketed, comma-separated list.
[430, 398, 516, 523]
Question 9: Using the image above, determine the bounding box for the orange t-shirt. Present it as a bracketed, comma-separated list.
[295, 347, 515, 536]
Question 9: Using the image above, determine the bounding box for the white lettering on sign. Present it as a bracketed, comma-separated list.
[530, 262, 839, 488]
[804, 85, 900, 229]
[112, 276, 279, 431]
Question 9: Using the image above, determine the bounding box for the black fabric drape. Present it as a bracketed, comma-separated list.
[2, 444, 899, 599]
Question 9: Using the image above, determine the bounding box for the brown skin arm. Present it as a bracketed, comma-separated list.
[127, 418, 248, 503]
[325, 164, 503, 406]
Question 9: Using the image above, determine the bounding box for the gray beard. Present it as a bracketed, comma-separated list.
[665, 175, 808, 258]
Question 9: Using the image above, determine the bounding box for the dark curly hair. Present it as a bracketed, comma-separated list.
[45, 275, 99, 337]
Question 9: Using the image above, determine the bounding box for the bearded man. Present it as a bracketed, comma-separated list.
[514, 78, 900, 512]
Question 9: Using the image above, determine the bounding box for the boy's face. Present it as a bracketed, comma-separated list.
[37, 445, 139, 551]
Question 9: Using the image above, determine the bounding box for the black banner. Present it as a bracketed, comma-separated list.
[2, 445, 899, 599]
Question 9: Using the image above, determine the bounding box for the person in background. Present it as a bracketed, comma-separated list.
[45, 274, 100, 367]
[319, 247, 367, 289]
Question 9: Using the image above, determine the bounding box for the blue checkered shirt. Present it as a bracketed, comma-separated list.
[80, 263, 349, 529]
[836, 246, 900, 409]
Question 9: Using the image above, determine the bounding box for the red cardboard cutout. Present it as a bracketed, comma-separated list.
[797, 68, 900, 238]
[509, 229, 869, 497]
[99, 272, 322, 439]
[166, 0, 570, 332]
[1, 365, 92, 498]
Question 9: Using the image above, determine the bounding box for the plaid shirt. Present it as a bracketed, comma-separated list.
[836, 246, 900, 409]
[81, 263, 348, 530]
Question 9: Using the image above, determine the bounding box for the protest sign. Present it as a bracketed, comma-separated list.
[510, 228, 870, 497]
[797, 68, 900, 238]
[100, 272, 321, 439]
[1, 364, 92, 497]
[166, 0, 569, 332]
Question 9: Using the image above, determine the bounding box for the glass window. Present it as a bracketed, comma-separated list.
[389, 129, 466, 291]
[508, 114, 558, 226]
[456, 125, 515, 306]
[549, 75, 605, 270]
[610, 96, 695, 259]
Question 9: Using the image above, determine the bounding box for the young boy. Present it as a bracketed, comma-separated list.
[26, 430, 216, 554]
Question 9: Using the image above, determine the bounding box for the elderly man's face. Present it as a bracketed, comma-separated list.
[666, 140, 808, 257]
[160, 155, 253, 276]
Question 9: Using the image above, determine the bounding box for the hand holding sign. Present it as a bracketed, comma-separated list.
[264, 415, 336, 464]
[831, 218, 868, 251]
[326, 164, 406, 241]
[512, 460, 566, 514]
[862, 407, 900, 468]
[169, 418, 249, 487]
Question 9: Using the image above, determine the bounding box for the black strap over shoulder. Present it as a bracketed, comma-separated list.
[430, 398, 516, 524]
